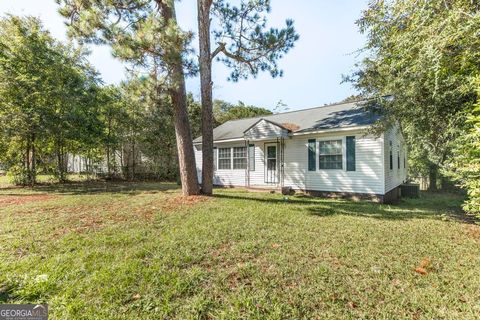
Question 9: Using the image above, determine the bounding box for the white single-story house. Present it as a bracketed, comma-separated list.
[193, 100, 407, 203]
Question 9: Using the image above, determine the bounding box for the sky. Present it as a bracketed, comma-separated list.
[0, 0, 369, 112]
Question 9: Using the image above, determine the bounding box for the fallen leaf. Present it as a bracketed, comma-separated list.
[414, 267, 427, 275]
[347, 301, 357, 309]
[132, 293, 141, 300]
[272, 243, 280, 249]
[392, 278, 401, 287]
[419, 257, 431, 268]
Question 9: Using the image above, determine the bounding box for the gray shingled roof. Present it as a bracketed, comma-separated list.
[193, 100, 378, 143]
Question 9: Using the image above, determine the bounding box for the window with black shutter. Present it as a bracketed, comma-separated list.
[319, 140, 343, 170]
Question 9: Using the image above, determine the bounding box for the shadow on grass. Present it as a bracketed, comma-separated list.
[213, 191, 470, 223]
[0, 180, 180, 196]
[0, 286, 13, 303]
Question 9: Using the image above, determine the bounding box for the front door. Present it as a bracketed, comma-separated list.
[265, 144, 278, 184]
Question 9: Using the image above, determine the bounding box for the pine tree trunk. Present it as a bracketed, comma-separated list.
[158, 1, 199, 196]
[197, 0, 214, 195]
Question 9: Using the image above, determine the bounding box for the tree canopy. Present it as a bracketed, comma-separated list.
[213, 100, 272, 125]
[0, 15, 103, 184]
[196, 0, 298, 194]
[211, 0, 299, 81]
[351, 0, 480, 213]
[0, 14, 272, 185]
[57, 0, 201, 195]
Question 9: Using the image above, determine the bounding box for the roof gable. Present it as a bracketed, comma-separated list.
[243, 119, 291, 140]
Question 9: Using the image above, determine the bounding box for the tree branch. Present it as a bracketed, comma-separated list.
[211, 42, 225, 60]
[219, 47, 255, 73]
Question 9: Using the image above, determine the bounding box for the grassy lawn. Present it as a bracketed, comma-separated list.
[0, 180, 479, 319]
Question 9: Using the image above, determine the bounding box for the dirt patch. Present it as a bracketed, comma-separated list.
[162, 195, 211, 212]
[465, 225, 480, 241]
[52, 195, 210, 238]
[0, 194, 56, 206]
[211, 242, 232, 257]
[52, 209, 131, 238]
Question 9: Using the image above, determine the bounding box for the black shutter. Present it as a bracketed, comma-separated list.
[308, 139, 316, 171]
[397, 147, 400, 169]
[389, 141, 393, 170]
[346, 136, 356, 171]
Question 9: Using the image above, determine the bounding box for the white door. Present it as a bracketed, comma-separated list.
[265, 144, 278, 184]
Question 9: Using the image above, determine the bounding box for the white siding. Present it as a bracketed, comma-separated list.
[244, 119, 288, 140]
[283, 130, 384, 195]
[214, 142, 247, 186]
[194, 128, 401, 195]
[383, 125, 408, 193]
[195, 142, 248, 187]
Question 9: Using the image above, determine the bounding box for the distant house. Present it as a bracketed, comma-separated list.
[193, 100, 407, 203]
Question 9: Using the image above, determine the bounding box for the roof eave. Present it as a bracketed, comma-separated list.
[292, 125, 371, 136]
[194, 125, 372, 145]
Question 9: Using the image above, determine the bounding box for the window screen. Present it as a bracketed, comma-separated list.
[319, 140, 343, 169]
[248, 144, 255, 171]
[233, 147, 247, 169]
[218, 148, 231, 170]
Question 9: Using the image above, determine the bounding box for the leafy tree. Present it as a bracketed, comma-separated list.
[196, 0, 299, 194]
[350, 0, 480, 192]
[188, 94, 203, 139]
[447, 77, 480, 216]
[340, 95, 363, 104]
[57, 0, 200, 195]
[48, 47, 104, 181]
[0, 15, 103, 185]
[118, 75, 180, 180]
[213, 100, 272, 125]
[97, 85, 126, 177]
[0, 16, 53, 184]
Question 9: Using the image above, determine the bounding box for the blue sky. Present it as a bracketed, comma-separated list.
[0, 0, 368, 111]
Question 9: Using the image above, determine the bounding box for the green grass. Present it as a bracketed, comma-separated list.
[0, 180, 479, 319]
[0, 174, 91, 187]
